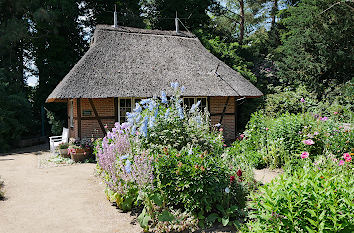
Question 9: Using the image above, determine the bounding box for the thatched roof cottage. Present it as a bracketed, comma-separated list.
[47, 25, 262, 141]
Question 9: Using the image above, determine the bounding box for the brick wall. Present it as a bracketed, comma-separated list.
[68, 98, 115, 139]
[209, 97, 236, 142]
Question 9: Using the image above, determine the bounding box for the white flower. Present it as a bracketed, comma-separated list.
[215, 123, 221, 127]
[225, 187, 230, 194]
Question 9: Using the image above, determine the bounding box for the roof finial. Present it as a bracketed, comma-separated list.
[175, 11, 179, 33]
[113, 4, 118, 28]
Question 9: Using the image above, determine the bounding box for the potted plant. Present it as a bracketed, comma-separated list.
[58, 142, 70, 158]
[67, 138, 93, 162]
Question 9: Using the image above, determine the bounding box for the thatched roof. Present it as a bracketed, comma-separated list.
[47, 25, 262, 102]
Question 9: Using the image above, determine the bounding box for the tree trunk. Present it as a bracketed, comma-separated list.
[271, 0, 278, 29]
[239, 0, 244, 45]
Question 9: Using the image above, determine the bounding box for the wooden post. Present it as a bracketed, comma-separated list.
[88, 98, 106, 136]
[219, 96, 230, 124]
[234, 97, 237, 138]
[77, 98, 81, 138]
[114, 97, 118, 123]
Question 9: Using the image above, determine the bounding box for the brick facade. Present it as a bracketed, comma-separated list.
[68, 96, 237, 142]
[209, 97, 236, 142]
[69, 98, 115, 139]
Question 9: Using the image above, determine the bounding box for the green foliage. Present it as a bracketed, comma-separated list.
[45, 108, 64, 135]
[264, 82, 354, 121]
[245, 158, 354, 232]
[229, 110, 354, 169]
[0, 82, 33, 152]
[197, 31, 257, 84]
[276, 0, 354, 94]
[0, 177, 4, 200]
[142, 0, 218, 30]
[153, 147, 247, 228]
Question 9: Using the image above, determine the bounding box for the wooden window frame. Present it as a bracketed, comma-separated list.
[183, 97, 208, 111]
[117, 97, 145, 123]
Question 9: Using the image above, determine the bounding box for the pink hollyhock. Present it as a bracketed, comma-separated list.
[219, 128, 223, 132]
[339, 160, 345, 166]
[343, 153, 351, 162]
[320, 117, 328, 121]
[334, 112, 338, 115]
[300, 152, 309, 159]
[303, 139, 315, 145]
[223, 144, 227, 147]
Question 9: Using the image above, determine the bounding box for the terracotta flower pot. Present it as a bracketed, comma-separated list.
[70, 148, 90, 162]
[59, 148, 70, 158]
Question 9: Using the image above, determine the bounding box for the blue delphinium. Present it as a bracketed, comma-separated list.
[164, 109, 170, 119]
[161, 91, 168, 104]
[171, 82, 179, 91]
[125, 159, 131, 173]
[177, 105, 184, 119]
[195, 115, 201, 126]
[148, 100, 157, 111]
[190, 100, 201, 113]
[181, 86, 185, 93]
[120, 154, 129, 160]
[131, 125, 137, 135]
[134, 103, 142, 113]
[141, 116, 149, 137]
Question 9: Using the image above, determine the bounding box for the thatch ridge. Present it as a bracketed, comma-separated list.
[47, 25, 262, 102]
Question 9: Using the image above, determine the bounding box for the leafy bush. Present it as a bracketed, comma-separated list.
[229, 110, 353, 169]
[245, 156, 354, 232]
[95, 83, 251, 232]
[0, 177, 4, 200]
[152, 147, 247, 228]
[0, 83, 33, 152]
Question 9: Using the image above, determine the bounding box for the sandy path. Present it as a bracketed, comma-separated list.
[0, 146, 141, 233]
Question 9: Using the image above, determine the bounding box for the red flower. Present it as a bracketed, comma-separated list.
[237, 169, 242, 177]
[230, 176, 235, 182]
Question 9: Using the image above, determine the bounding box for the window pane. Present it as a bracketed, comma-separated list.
[126, 99, 131, 107]
[120, 99, 125, 107]
[183, 98, 195, 110]
[197, 97, 207, 111]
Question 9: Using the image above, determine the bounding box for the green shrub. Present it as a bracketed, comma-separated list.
[229, 110, 353, 169]
[151, 147, 247, 228]
[0, 177, 4, 200]
[244, 157, 354, 232]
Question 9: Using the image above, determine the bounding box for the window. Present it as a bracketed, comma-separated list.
[69, 99, 74, 128]
[118, 98, 145, 123]
[183, 97, 208, 112]
[119, 98, 132, 123]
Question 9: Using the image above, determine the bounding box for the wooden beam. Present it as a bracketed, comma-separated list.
[70, 116, 115, 120]
[210, 112, 235, 116]
[219, 96, 230, 124]
[77, 98, 81, 138]
[88, 98, 106, 136]
[234, 97, 237, 138]
[114, 97, 118, 123]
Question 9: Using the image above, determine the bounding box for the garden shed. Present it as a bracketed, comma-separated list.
[46, 25, 262, 141]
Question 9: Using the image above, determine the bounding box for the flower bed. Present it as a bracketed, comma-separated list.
[95, 83, 250, 232]
[229, 110, 353, 170]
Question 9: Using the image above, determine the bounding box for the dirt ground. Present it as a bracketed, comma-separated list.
[0, 144, 141, 233]
[0, 144, 281, 233]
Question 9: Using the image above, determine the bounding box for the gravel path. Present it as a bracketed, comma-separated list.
[0, 144, 141, 233]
